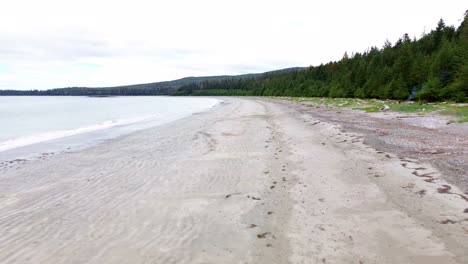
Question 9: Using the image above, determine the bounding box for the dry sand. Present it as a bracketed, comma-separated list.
[0, 98, 467, 264]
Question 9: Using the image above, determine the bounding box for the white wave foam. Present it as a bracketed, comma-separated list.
[0, 115, 156, 152]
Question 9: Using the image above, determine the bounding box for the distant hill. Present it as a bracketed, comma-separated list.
[0, 67, 306, 96]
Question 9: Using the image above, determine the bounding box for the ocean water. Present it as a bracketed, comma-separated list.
[0, 96, 219, 160]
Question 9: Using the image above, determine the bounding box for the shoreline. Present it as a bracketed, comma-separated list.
[0, 97, 466, 263]
[0, 97, 222, 167]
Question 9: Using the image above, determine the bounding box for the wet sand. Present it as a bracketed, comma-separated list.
[0, 98, 467, 263]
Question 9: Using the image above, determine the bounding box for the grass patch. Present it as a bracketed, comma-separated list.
[354, 106, 381, 113]
[449, 117, 468, 123]
[274, 96, 468, 123]
[389, 103, 437, 113]
[442, 106, 468, 123]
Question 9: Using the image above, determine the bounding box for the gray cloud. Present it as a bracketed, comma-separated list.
[0, 34, 112, 61]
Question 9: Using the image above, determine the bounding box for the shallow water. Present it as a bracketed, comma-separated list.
[0, 96, 219, 160]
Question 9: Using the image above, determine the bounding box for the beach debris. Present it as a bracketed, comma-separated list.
[257, 232, 271, 239]
[225, 192, 241, 199]
[439, 219, 457, 224]
[380, 104, 390, 112]
[247, 195, 261, 200]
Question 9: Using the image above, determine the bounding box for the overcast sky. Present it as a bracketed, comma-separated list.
[0, 0, 466, 90]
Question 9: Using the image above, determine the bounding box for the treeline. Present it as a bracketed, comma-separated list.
[174, 13, 468, 102]
[0, 74, 261, 96]
[0, 84, 171, 96]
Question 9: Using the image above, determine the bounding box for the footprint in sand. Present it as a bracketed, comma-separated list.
[415, 190, 426, 197]
[411, 171, 436, 183]
[439, 219, 468, 224]
[437, 185, 468, 202]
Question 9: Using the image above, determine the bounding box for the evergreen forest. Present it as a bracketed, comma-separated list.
[174, 14, 468, 102]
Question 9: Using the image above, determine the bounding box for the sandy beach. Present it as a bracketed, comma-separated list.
[0, 98, 467, 263]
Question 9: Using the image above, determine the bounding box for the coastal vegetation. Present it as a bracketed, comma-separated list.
[174, 13, 468, 102]
[281, 97, 468, 123]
